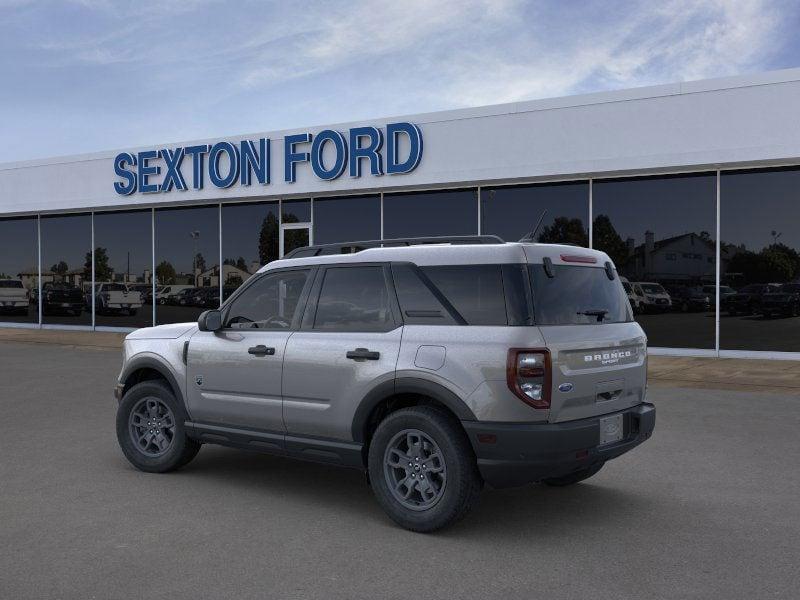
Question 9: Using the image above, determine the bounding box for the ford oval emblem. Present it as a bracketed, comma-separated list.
[558, 382, 574, 393]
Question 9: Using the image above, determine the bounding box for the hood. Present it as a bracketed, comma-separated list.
[126, 322, 196, 340]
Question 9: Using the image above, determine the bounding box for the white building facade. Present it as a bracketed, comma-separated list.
[2, 69, 800, 358]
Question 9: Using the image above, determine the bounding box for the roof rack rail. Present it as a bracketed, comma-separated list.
[283, 235, 505, 259]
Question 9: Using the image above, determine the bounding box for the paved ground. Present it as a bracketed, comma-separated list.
[1, 341, 799, 600]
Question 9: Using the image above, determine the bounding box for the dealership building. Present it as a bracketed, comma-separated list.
[1, 68, 800, 359]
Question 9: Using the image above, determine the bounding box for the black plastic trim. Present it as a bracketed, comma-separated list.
[119, 356, 186, 410]
[351, 377, 477, 442]
[185, 422, 364, 468]
[463, 403, 655, 488]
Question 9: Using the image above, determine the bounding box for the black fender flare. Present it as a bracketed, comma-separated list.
[351, 377, 477, 443]
[119, 355, 186, 410]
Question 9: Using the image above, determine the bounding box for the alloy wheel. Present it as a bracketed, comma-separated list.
[383, 429, 447, 511]
[128, 397, 176, 457]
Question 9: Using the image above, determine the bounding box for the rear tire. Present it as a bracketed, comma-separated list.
[543, 462, 604, 487]
[368, 406, 482, 532]
[116, 380, 200, 473]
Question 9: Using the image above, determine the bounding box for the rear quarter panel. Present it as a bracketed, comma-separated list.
[397, 325, 551, 423]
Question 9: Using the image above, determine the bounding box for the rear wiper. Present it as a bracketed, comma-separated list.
[577, 309, 608, 322]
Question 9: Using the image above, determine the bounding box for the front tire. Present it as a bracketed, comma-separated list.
[116, 380, 200, 473]
[368, 406, 482, 532]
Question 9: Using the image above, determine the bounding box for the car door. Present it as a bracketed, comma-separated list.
[186, 267, 314, 435]
[282, 263, 402, 442]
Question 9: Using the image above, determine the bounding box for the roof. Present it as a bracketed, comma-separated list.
[261, 242, 612, 271]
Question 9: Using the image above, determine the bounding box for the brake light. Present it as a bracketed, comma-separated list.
[560, 254, 597, 264]
[507, 349, 551, 409]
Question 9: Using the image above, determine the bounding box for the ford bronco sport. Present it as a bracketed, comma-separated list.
[114, 236, 655, 532]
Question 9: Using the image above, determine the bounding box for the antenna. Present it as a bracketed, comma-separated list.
[518, 209, 548, 243]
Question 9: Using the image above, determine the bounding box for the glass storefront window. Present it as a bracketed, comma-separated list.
[221, 201, 279, 294]
[0, 217, 39, 324]
[93, 210, 153, 328]
[481, 182, 589, 245]
[313, 195, 381, 245]
[282, 199, 311, 223]
[593, 173, 717, 349]
[383, 189, 478, 239]
[39, 214, 92, 326]
[155, 205, 219, 325]
[720, 167, 800, 352]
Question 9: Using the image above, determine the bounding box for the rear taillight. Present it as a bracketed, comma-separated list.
[507, 349, 551, 409]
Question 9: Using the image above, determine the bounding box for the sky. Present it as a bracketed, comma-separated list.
[0, 0, 799, 163]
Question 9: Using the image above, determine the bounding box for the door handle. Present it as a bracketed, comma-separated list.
[248, 345, 275, 356]
[346, 348, 380, 360]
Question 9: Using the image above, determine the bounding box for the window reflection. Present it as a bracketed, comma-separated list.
[40, 214, 92, 325]
[313, 195, 380, 244]
[593, 174, 717, 349]
[155, 205, 219, 324]
[720, 168, 800, 351]
[282, 199, 311, 223]
[0, 217, 38, 324]
[481, 182, 589, 245]
[383, 189, 478, 238]
[93, 210, 152, 328]
[221, 201, 279, 293]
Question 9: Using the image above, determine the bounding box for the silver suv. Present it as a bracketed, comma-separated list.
[114, 236, 655, 532]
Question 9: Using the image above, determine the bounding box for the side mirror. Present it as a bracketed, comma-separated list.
[198, 309, 222, 332]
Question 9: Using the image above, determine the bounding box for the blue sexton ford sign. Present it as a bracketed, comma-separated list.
[113, 122, 423, 195]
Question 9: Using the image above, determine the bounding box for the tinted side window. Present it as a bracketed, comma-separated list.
[225, 270, 309, 329]
[314, 266, 393, 331]
[420, 265, 508, 326]
[391, 264, 457, 325]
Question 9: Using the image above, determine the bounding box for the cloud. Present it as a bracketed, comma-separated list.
[0, 0, 796, 162]
[427, 0, 787, 107]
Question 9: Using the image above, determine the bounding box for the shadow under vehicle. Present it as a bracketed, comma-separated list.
[38, 282, 84, 316]
[0, 279, 30, 315]
[723, 283, 781, 316]
[759, 283, 800, 318]
[667, 286, 711, 313]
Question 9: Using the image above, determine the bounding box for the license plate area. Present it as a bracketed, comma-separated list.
[599, 413, 624, 446]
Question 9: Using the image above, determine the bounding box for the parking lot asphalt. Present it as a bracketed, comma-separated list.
[1, 341, 799, 600]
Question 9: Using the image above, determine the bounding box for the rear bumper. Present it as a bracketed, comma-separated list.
[462, 403, 655, 489]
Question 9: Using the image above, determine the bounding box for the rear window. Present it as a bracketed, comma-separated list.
[529, 265, 632, 325]
[0, 280, 23, 288]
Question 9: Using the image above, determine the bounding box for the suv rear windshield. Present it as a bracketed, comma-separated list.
[0, 280, 23, 288]
[529, 265, 631, 325]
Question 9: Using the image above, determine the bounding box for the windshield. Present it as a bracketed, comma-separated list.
[0, 280, 23, 288]
[640, 283, 665, 294]
[529, 265, 632, 325]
